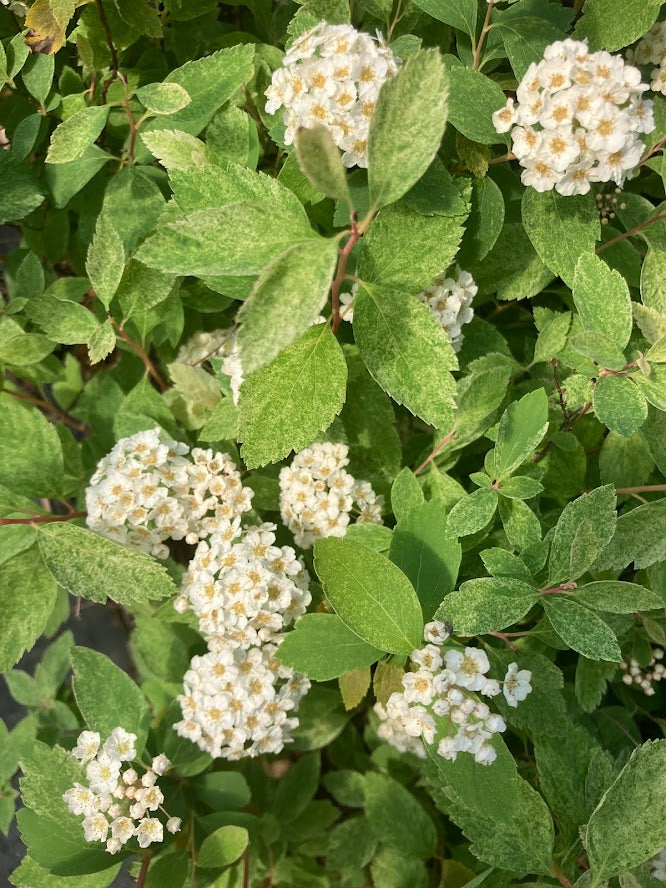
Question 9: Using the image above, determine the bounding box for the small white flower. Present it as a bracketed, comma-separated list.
[110, 816, 134, 844]
[503, 662, 533, 707]
[167, 816, 182, 834]
[103, 727, 137, 762]
[151, 754, 171, 776]
[135, 817, 164, 848]
[62, 784, 98, 816]
[444, 647, 490, 692]
[423, 621, 451, 646]
[86, 754, 122, 795]
[72, 731, 101, 764]
[82, 813, 109, 843]
[106, 838, 122, 855]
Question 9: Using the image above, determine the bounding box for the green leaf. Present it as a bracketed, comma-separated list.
[543, 597, 621, 661]
[458, 175, 505, 265]
[390, 467, 425, 522]
[390, 499, 462, 621]
[236, 237, 339, 374]
[357, 201, 467, 295]
[70, 646, 150, 752]
[594, 497, 666, 571]
[37, 522, 178, 607]
[0, 151, 45, 224]
[573, 253, 632, 349]
[339, 667, 371, 710]
[640, 247, 666, 314]
[364, 772, 437, 859]
[21, 53, 54, 105]
[593, 376, 648, 437]
[140, 128, 210, 170]
[354, 284, 457, 429]
[0, 333, 55, 367]
[585, 740, 666, 881]
[573, 581, 663, 614]
[193, 772, 251, 811]
[446, 67, 508, 145]
[0, 546, 57, 673]
[0, 395, 64, 496]
[575, 0, 662, 50]
[327, 816, 377, 870]
[136, 82, 191, 115]
[446, 489, 498, 537]
[522, 190, 600, 287]
[498, 476, 544, 500]
[198, 825, 249, 869]
[412, 0, 477, 35]
[46, 106, 110, 164]
[277, 614, 382, 681]
[135, 202, 314, 276]
[435, 576, 539, 635]
[472, 221, 553, 302]
[493, 388, 549, 481]
[534, 310, 572, 364]
[87, 319, 116, 365]
[273, 753, 320, 821]
[370, 849, 428, 888]
[575, 658, 617, 714]
[498, 15, 568, 81]
[481, 548, 533, 583]
[548, 485, 617, 585]
[9, 855, 120, 887]
[570, 330, 627, 371]
[157, 43, 254, 134]
[368, 49, 449, 209]
[294, 124, 352, 206]
[423, 739, 554, 873]
[314, 537, 424, 655]
[238, 323, 347, 468]
[85, 215, 125, 311]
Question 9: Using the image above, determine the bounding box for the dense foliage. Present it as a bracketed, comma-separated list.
[3, 0, 666, 886]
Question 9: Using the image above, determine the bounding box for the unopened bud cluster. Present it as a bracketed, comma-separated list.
[265, 21, 398, 167]
[417, 266, 476, 353]
[374, 622, 532, 766]
[595, 186, 627, 225]
[86, 428, 253, 558]
[620, 647, 665, 695]
[629, 22, 666, 95]
[176, 328, 244, 405]
[174, 521, 312, 760]
[493, 39, 654, 195]
[279, 442, 383, 549]
[62, 728, 181, 855]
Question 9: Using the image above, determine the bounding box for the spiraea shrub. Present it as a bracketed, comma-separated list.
[4, 0, 666, 886]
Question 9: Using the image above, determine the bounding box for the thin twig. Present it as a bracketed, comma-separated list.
[596, 212, 666, 254]
[489, 151, 515, 165]
[2, 387, 90, 434]
[414, 431, 457, 475]
[472, 0, 494, 70]
[551, 862, 574, 888]
[0, 512, 86, 526]
[242, 848, 250, 888]
[111, 318, 167, 392]
[539, 582, 578, 595]
[615, 484, 666, 495]
[136, 851, 154, 888]
[95, 0, 119, 103]
[330, 214, 361, 334]
[640, 135, 666, 165]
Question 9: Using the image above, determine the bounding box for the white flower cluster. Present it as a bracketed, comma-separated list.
[279, 442, 383, 549]
[265, 21, 399, 168]
[417, 266, 476, 353]
[492, 39, 654, 195]
[174, 521, 311, 647]
[620, 647, 665, 695]
[62, 728, 181, 855]
[86, 428, 253, 558]
[374, 622, 533, 766]
[176, 328, 244, 405]
[652, 848, 666, 883]
[173, 521, 312, 759]
[174, 641, 310, 760]
[629, 22, 666, 95]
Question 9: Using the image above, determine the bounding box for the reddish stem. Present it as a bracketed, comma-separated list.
[136, 851, 153, 888]
[414, 431, 457, 475]
[330, 215, 361, 334]
[472, 1, 494, 70]
[0, 511, 86, 526]
[3, 388, 90, 434]
[598, 360, 638, 377]
[111, 319, 167, 392]
[540, 582, 578, 595]
[596, 212, 666, 254]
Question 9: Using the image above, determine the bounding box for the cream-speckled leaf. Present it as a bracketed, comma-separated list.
[85, 214, 124, 310]
[135, 202, 315, 277]
[368, 49, 449, 209]
[135, 82, 191, 115]
[585, 740, 666, 881]
[543, 597, 621, 662]
[46, 105, 109, 164]
[436, 576, 539, 635]
[37, 522, 178, 606]
[0, 546, 57, 673]
[353, 284, 457, 430]
[593, 376, 648, 438]
[573, 253, 632, 349]
[522, 189, 600, 287]
[238, 324, 347, 468]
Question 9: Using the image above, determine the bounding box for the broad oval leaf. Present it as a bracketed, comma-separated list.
[314, 537, 424, 655]
[277, 614, 382, 681]
[435, 577, 539, 636]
